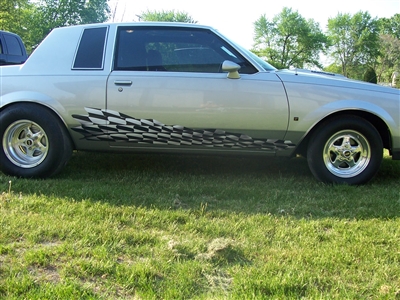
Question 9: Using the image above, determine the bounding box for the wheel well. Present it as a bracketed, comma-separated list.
[295, 111, 391, 157]
[1, 102, 76, 149]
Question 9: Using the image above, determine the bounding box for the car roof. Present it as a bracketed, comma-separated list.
[53, 22, 215, 32]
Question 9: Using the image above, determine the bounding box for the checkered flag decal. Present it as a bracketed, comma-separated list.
[72, 108, 295, 151]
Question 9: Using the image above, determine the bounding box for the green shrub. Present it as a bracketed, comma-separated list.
[363, 66, 377, 84]
[393, 72, 400, 88]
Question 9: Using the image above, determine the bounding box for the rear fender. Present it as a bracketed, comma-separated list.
[0, 91, 68, 125]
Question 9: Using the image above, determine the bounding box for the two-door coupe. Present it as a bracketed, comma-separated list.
[0, 22, 399, 184]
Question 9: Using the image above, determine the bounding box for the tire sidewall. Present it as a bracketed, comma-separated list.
[307, 116, 383, 185]
[0, 104, 68, 178]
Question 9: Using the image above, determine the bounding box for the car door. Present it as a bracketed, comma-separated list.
[106, 26, 290, 153]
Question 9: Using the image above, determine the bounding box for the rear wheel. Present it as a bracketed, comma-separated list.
[307, 116, 383, 185]
[0, 104, 72, 178]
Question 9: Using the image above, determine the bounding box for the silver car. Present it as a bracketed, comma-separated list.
[0, 22, 399, 184]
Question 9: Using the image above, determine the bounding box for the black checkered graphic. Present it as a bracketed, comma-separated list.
[72, 107, 295, 151]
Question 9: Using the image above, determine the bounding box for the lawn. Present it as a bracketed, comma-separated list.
[1, 151, 399, 299]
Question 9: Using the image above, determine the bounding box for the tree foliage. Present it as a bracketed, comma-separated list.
[0, 0, 110, 53]
[0, 0, 30, 33]
[375, 34, 400, 82]
[323, 63, 342, 75]
[363, 66, 377, 83]
[326, 11, 380, 78]
[0, 1, 33, 35]
[252, 7, 328, 69]
[0, 0, 42, 52]
[34, 0, 110, 41]
[36, 0, 110, 29]
[378, 14, 400, 39]
[375, 14, 400, 82]
[140, 10, 197, 23]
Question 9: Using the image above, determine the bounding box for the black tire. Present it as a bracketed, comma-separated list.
[0, 103, 72, 178]
[307, 116, 383, 185]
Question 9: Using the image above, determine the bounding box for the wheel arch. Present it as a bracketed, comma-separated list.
[295, 110, 391, 157]
[0, 100, 76, 150]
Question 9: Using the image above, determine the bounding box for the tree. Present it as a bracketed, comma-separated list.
[35, 0, 110, 36]
[139, 10, 197, 23]
[374, 34, 400, 82]
[378, 14, 400, 39]
[326, 11, 380, 78]
[363, 66, 377, 83]
[1, 0, 110, 53]
[375, 15, 400, 82]
[0, 0, 43, 53]
[252, 7, 328, 69]
[323, 63, 342, 75]
[0, 0, 29, 32]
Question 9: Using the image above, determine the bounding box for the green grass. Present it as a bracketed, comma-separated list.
[1, 151, 399, 299]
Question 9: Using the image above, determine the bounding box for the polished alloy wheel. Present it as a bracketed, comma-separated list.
[2, 120, 49, 168]
[323, 130, 371, 178]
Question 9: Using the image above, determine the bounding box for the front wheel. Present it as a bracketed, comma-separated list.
[307, 116, 383, 185]
[0, 104, 72, 178]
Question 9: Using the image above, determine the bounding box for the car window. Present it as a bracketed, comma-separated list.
[73, 27, 108, 70]
[114, 26, 257, 74]
[4, 34, 23, 56]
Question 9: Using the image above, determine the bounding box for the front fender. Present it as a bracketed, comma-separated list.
[285, 99, 400, 151]
[305, 100, 398, 131]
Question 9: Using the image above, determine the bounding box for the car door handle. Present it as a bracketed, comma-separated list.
[114, 80, 132, 86]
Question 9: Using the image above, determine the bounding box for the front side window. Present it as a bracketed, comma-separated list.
[114, 26, 257, 74]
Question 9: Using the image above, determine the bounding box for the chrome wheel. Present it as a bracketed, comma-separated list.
[2, 120, 49, 168]
[323, 130, 371, 178]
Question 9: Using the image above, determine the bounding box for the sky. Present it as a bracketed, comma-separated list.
[108, 0, 399, 49]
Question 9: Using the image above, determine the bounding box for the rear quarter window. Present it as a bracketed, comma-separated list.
[73, 27, 108, 70]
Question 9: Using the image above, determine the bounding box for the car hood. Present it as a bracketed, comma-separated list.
[274, 68, 398, 95]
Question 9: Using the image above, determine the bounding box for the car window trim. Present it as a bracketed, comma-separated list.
[72, 26, 109, 70]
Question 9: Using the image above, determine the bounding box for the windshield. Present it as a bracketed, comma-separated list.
[246, 50, 277, 71]
[234, 44, 276, 71]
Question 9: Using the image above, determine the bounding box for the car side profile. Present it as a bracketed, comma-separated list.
[0, 22, 399, 184]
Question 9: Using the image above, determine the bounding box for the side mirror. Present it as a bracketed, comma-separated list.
[222, 60, 241, 79]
